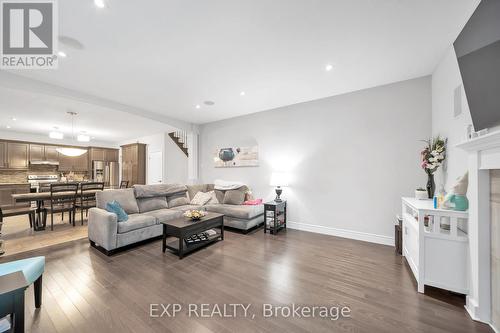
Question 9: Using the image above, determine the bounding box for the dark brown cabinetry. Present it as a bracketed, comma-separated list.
[45, 146, 59, 161]
[105, 149, 119, 162]
[121, 143, 146, 186]
[29, 144, 59, 163]
[0, 139, 116, 173]
[0, 184, 30, 209]
[6, 142, 29, 169]
[0, 142, 7, 168]
[58, 151, 89, 172]
[89, 147, 118, 162]
[29, 144, 44, 162]
[89, 148, 105, 161]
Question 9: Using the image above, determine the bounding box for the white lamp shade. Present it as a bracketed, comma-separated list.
[270, 172, 289, 187]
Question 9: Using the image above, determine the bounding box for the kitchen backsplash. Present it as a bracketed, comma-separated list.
[0, 165, 90, 184]
[0, 170, 28, 183]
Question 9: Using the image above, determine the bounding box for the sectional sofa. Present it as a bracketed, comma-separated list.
[88, 183, 264, 255]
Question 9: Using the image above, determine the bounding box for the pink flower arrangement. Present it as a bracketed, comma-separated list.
[421, 136, 446, 175]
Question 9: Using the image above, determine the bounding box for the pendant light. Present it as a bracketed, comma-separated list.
[56, 111, 88, 157]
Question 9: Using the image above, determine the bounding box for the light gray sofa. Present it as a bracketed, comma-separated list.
[88, 183, 264, 255]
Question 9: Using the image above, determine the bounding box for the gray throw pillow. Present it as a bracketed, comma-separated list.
[215, 190, 225, 203]
[223, 190, 245, 205]
[167, 192, 190, 208]
[187, 184, 207, 201]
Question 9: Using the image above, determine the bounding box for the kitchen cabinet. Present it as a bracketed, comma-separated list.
[58, 151, 88, 172]
[74, 152, 89, 171]
[29, 144, 45, 162]
[45, 146, 59, 162]
[7, 142, 29, 169]
[57, 153, 71, 171]
[105, 149, 119, 162]
[89, 148, 105, 161]
[29, 144, 59, 163]
[89, 147, 118, 162]
[0, 142, 7, 168]
[0, 184, 30, 209]
[121, 143, 146, 186]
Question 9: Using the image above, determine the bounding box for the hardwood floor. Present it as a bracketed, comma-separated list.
[1, 213, 88, 257]
[0, 229, 493, 333]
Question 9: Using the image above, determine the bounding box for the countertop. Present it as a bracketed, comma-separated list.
[0, 183, 30, 186]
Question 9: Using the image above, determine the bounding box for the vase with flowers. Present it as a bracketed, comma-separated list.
[420, 136, 446, 199]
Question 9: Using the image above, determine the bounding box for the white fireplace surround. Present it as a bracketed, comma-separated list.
[456, 130, 500, 326]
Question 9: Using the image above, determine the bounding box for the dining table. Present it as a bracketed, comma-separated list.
[11, 190, 102, 231]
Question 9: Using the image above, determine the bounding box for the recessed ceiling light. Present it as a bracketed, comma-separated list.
[57, 51, 67, 58]
[49, 131, 64, 139]
[325, 64, 334, 72]
[195, 104, 201, 109]
[240, 91, 245, 96]
[204, 101, 215, 106]
[94, 0, 106, 8]
[11, 117, 16, 121]
[6, 125, 11, 129]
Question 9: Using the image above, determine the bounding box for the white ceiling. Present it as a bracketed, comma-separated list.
[8, 0, 479, 125]
[0, 87, 175, 143]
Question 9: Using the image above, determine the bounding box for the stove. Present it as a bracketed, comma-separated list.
[27, 175, 59, 192]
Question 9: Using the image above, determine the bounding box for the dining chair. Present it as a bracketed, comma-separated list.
[43, 183, 78, 231]
[75, 182, 104, 225]
[120, 180, 129, 189]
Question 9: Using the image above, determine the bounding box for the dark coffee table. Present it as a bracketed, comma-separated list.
[161, 212, 224, 259]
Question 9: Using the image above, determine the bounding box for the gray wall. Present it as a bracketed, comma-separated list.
[199, 77, 431, 244]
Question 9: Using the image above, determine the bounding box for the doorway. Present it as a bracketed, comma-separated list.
[148, 150, 163, 184]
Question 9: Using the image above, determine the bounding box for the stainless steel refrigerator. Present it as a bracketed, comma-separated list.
[92, 161, 119, 188]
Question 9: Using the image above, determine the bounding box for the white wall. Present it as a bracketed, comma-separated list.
[432, 47, 500, 192]
[199, 77, 431, 245]
[432, 47, 474, 191]
[119, 132, 188, 185]
[164, 133, 188, 184]
[119, 133, 166, 184]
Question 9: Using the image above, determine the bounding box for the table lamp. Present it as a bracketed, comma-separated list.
[270, 172, 289, 202]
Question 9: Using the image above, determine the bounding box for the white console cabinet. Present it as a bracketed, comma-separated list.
[402, 197, 469, 294]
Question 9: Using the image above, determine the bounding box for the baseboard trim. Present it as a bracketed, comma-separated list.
[287, 221, 394, 246]
[465, 297, 482, 322]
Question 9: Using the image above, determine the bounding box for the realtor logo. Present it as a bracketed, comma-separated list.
[1, 0, 58, 69]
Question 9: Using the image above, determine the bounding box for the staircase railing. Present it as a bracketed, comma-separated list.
[168, 131, 189, 157]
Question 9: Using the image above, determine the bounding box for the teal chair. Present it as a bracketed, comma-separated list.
[0, 257, 45, 306]
[0, 257, 45, 333]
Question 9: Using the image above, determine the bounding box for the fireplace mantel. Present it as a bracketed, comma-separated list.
[457, 130, 500, 153]
[456, 130, 500, 325]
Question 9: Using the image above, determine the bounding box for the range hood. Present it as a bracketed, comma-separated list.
[29, 160, 60, 165]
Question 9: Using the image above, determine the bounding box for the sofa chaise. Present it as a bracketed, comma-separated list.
[88, 183, 264, 255]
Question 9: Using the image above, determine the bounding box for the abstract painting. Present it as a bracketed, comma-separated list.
[214, 146, 259, 167]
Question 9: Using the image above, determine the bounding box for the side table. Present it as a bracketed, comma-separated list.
[264, 200, 287, 234]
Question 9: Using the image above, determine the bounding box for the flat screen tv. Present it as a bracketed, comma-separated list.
[454, 0, 500, 131]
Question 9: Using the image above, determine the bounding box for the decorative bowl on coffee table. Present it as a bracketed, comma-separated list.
[183, 210, 206, 221]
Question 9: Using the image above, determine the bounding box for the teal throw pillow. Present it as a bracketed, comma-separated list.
[105, 200, 128, 222]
